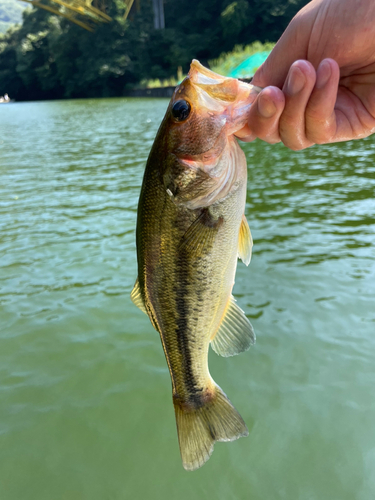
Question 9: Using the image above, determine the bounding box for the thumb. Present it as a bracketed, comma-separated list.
[252, 4, 318, 88]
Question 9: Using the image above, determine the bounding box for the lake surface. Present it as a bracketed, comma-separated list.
[1, 98, 374, 500]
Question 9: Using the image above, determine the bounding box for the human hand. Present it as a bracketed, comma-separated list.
[237, 0, 375, 150]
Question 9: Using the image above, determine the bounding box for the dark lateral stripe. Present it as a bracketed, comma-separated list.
[174, 244, 205, 405]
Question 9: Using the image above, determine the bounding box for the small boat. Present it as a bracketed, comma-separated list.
[0, 94, 14, 104]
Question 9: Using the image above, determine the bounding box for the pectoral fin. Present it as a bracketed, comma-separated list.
[130, 278, 147, 314]
[238, 214, 253, 266]
[210, 295, 255, 357]
[179, 209, 223, 259]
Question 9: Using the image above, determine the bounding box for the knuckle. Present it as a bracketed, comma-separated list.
[259, 134, 281, 144]
[279, 123, 307, 151]
[305, 107, 324, 122]
[310, 136, 328, 145]
[261, 136, 281, 145]
[287, 143, 306, 151]
[306, 123, 335, 145]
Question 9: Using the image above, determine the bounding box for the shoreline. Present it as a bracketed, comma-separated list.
[123, 86, 176, 98]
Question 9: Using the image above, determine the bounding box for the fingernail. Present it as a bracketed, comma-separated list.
[316, 60, 331, 89]
[286, 65, 305, 94]
[258, 93, 276, 118]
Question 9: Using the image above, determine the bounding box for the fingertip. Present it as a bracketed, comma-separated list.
[315, 58, 340, 89]
[320, 58, 340, 71]
[284, 60, 316, 96]
[279, 60, 317, 150]
[304, 59, 340, 145]
[290, 59, 316, 75]
[315, 60, 332, 89]
[257, 87, 285, 118]
[235, 124, 256, 142]
[242, 87, 284, 144]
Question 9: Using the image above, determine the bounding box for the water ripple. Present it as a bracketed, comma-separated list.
[0, 98, 374, 500]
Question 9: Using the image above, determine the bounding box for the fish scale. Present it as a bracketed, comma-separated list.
[132, 60, 258, 471]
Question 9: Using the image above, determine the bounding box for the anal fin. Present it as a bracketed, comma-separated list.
[211, 295, 255, 357]
[130, 278, 147, 314]
[238, 214, 253, 266]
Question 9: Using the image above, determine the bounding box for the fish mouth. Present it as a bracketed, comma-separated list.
[188, 60, 261, 101]
[187, 60, 261, 136]
[188, 59, 235, 87]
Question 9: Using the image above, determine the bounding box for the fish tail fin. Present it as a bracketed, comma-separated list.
[173, 384, 248, 471]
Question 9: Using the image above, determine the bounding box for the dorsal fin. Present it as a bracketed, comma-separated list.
[238, 214, 253, 266]
[130, 278, 147, 314]
[210, 295, 255, 357]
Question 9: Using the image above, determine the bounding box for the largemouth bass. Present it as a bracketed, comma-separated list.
[131, 60, 259, 471]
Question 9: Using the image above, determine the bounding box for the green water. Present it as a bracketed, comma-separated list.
[1, 99, 374, 500]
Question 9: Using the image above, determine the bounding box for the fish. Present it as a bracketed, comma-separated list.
[131, 60, 260, 471]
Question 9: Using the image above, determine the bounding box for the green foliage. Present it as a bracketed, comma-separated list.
[221, 1, 250, 39]
[139, 75, 182, 89]
[209, 41, 275, 76]
[0, 0, 310, 100]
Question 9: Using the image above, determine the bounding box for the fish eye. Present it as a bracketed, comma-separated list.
[171, 100, 191, 122]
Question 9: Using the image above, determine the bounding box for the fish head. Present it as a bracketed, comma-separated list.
[159, 60, 260, 209]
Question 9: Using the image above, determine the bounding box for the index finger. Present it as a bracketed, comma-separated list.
[235, 86, 285, 143]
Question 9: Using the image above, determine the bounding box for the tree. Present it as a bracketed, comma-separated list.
[0, 0, 310, 100]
